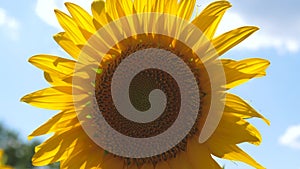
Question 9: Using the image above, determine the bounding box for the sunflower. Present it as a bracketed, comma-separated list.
[0, 150, 13, 169]
[21, 0, 270, 168]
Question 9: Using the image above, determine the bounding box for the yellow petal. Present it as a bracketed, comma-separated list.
[21, 86, 73, 110]
[28, 109, 77, 139]
[119, 0, 133, 16]
[223, 58, 270, 74]
[222, 58, 270, 89]
[29, 55, 75, 86]
[211, 26, 259, 57]
[177, 0, 196, 20]
[167, 152, 192, 169]
[54, 9, 86, 45]
[91, 0, 108, 28]
[53, 32, 81, 59]
[187, 138, 221, 169]
[206, 141, 265, 169]
[29, 55, 75, 76]
[105, 0, 127, 20]
[32, 126, 88, 166]
[60, 143, 104, 169]
[29, 55, 74, 86]
[206, 113, 266, 168]
[152, 0, 166, 13]
[225, 93, 270, 125]
[44, 72, 72, 86]
[91, 0, 105, 18]
[192, 1, 231, 39]
[133, 0, 155, 13]
[65, 2, 96, 34]
[164, 0, 178, 16]
[211, 113, 262, 145]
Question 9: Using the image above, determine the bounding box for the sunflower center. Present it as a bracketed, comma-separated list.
[92, 35, 206, 165]
[96, 64, 181, 138]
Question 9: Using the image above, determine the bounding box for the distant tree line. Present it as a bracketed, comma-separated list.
[0, 123, 59, 169]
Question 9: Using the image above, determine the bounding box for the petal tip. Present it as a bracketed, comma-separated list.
[28, 55, 38, 63]
[263, 118, 271, 126]
[54, 9, 65, 17]
[20, 95, 29, 102]
[64, 2, 77, 9]
[28, 135, 34, 140]
[53, 9, 60, 14]
[64, 2, 72, 6]
[245, 26, 259, 32]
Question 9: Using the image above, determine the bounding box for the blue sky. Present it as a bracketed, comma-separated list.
[0, 0, 300, 168]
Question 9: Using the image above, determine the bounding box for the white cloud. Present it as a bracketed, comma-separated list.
[279, 125, 300, 149]
[35, 0, 92, 29]
[35, 1, 60, 29]
[196, 0, 300, 54]
[216, 11, 300, 54]
[0, 8, 20, 40]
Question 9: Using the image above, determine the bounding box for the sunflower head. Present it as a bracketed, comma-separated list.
[21, 0, 270, 168]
